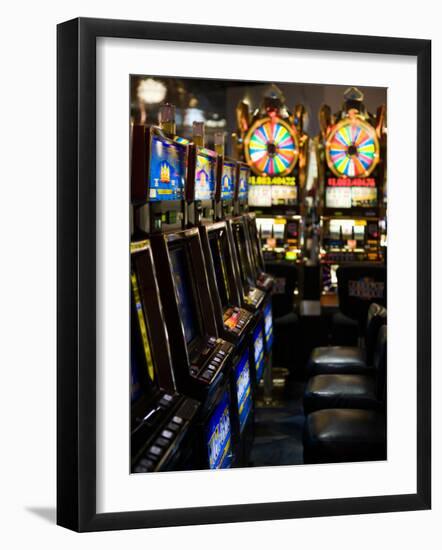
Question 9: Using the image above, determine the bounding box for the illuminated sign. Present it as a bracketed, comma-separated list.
[195, 148, 217, 201]
[253, 324, 265, 381]
[271, 185, 297, 206]
[238, 166, 249, 200]
[248, 185, 272, 207]
[326, 187, 377, 209]
[327, 177, 376, 188]
[235, 351, 252, 433]
[348, 278, 385, 300]
[326, 187, 351, 209]
[264, 302, 273, 351]
[149, 135, 186, 201]
[221, 161, 236, 200]
[206, 392, 232, 469]
[249, 175, 296, 186]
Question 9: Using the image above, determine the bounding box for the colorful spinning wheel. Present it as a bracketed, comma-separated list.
[326, 117, 380, 178]
[244, 116, 299, 177]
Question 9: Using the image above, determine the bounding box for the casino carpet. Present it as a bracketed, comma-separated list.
[248, 375, 305, 467]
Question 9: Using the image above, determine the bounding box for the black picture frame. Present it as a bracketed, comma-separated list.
[57, 17, 431, 532]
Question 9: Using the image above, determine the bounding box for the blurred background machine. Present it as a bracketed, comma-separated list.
[315, 86, 387, 295]
[233, 85, 310, 264]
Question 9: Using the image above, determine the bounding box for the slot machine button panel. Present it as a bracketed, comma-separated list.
[147, 445, 163, 458]
[154, 436, 170, 448]
[161, 429, 174, 440]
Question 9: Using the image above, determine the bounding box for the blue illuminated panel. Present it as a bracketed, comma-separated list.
[206, 391, 232, 469]
[253, 323, 265, 382]
[235, 350, 253, 433]
[238, 165, 249, 200]
[195, 148, 217, 201]
[148, 134, 187, 201]
[221, 160, 236, 200]
[264, 301, 273, 351]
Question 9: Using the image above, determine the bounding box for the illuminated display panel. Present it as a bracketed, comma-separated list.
[326, 187, 352, 208]
[206, 391, 232, 469]
[264, 301, 273, 351]
[232, 222, 254, 288]
[351, 186, 377, 207]
[273, 221, 286, 240]
[148, 134, 186, 201]
[329, 220, 365, 240]
[221, 160, 236, 200]
[130, 355, 143, 403]
[195, 148, 217, 201]
[248, 185, 272, 207]
[235, 350, 253, 433]
[238, 166, 249, 200]
[256, 218, 273, 239]
[253, 323, 265, 382]
[130, 271, 155, 383]
[208, 233, 231, 309]
[169, 247, 200, 345]
[271, 184, 297, 206]
[245, 116, 299, 176]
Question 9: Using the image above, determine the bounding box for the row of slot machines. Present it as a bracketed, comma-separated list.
[232, 85, 387, 293]
[130, 110, 274, 473]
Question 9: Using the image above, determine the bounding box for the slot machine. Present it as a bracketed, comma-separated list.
[230, 215, 266, 311]
[130, 239, 200, 473]
[149, 227, 238, 469]
[186, 121, 218, 227]
[131, 104, 237, 470]
[131, 104, 189, 234]
[214, 132, 237, 221]
[233, 86, 309, 264]
[316, 87, 386, 294]
[185, 126, 256, 464]
[230, 162, 274, 294]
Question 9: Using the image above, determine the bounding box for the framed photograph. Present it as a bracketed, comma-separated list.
[57, 17, 431, 532]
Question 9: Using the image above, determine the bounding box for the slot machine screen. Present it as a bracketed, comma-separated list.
[248, 185, 272, 207]
[206, 391, 233, 469]
[271, 185, 297, 206]
[272, 220, 286, 241]
[131, 271, 156, 384]
[253, 323, 265, 382]
[148, 134, 187, 201]
[256, 218, 273, 239]
[232, 222, 254, 288]
[195, 149, 217, 201]
[351, 187, 377, 208]
[235, 350, 253, 433]
[238, 166, 249, 200]
[264, 301, 273, 351]
[221, 160, 236, 200]
[169, 247, 200, 345]
[326, 187, 352, 209]
[329, 220, 365, 243]
[209, 232, 231, 309]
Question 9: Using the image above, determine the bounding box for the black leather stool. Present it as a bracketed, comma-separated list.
[307, 303, 386, 377]
[304, 325, 387, 414]
[303, 408, 386, 463]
